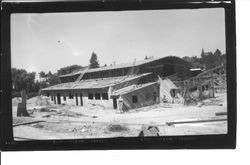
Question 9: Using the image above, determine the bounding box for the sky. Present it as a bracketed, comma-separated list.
[11, 8, 225, 73]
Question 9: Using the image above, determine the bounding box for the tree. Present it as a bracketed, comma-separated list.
[182, 56, 191, 62]
[46, 71, 53, 77]
[201, 48, 205, 58]
[11, 68, 35, 92]
[182, 48, 225, 70]
[57, 65, 84, 76]
[12, 68, 27, 91]
[89, 52, 100, 69]
[39, 71, 46, 77]
[214, 49, 222, 57]
[144, 56, 149, 60]
[24, 72, 36, 93]
[200, 50, 224, 69]
[221, 54, 226, 65]
[182, 56, 202, 68]
[48, 73, 60, 85]
[12, 68, 40, 98]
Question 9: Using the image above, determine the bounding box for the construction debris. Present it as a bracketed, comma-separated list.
[138, 125, 160, 136]
[107, 124, 129, 132]
[173, 64, 226, 105]
[215, 112, 227, 116]
[166, 118, 227, 126]
[13, 120, 45, 127]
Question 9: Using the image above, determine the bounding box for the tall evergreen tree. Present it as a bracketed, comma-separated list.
[214, 49, 222, 57]
[89, 52, 100, 69]
[48, 73, 60, 85]
[201, 48, 205, 58]
[39, 71, 46, 77]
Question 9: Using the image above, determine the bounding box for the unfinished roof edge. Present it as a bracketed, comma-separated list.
[41, 73, 152, 91]
[58, 68, 86, 78]
[111, 82, 159, 97]
[59, 55, 172, 78]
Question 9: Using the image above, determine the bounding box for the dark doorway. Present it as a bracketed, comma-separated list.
[57, 93, 61, 104]
[132, 95, 138, 103]
[113, 98, 117, 109]
[80, 93, 83, 106]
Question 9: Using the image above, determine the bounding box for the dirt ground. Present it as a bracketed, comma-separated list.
[12, 93, 227, 140]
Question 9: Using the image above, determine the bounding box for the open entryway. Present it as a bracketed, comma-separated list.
[113, 98, 117, 109]
[57, 93, 61, 104]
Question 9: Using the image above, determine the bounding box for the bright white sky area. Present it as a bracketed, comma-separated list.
[11, 8, 225, 73]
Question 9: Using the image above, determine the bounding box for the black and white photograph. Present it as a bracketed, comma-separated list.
[10, 8, 228, 140]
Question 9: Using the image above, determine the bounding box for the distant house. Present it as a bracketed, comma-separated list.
[41, 56, 191, 111]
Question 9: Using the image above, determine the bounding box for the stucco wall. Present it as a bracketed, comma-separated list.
[120, 83, 160, 111]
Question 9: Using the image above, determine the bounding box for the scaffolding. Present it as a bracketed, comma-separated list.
[172, 64, 227, 104]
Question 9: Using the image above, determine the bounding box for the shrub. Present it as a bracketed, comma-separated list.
[27, 92, 38, 99]
[12, 91, 21, 98]
[107, 124, 129, 132]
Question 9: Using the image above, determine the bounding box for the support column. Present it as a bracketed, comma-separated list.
[75, 93, 78, 106]
[54, 96, 56, 104]
[211, 72, 215, 98]
[80, 93, 83, 106]
[198, 78, 202, 100]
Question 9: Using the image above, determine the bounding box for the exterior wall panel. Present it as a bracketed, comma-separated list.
[121, 83, 160, 111]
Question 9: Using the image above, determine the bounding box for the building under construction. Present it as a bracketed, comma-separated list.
[173, 64, 227, 105]
[40, 55, 227, 111]
[41, 56, 193, 111]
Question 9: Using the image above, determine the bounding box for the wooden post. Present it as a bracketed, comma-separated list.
[17, 90, 29, 117]
[75, 93, 78, 106]
[211, 72, 215, 98]
[80, 93, 83, 106]
[21, 90, 27, 110]
[198, 78, 202, 100]
[54, 95, 56, 104]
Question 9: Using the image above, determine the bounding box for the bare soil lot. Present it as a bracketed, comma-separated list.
[12, 93, 227, 140]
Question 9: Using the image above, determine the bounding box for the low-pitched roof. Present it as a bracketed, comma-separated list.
[41, 73, 151, 91]
[59, 68, 88, 78]
[111, 82, 158, 96]
[59, 56, 169, 78]
[162, 78, 178, 89]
